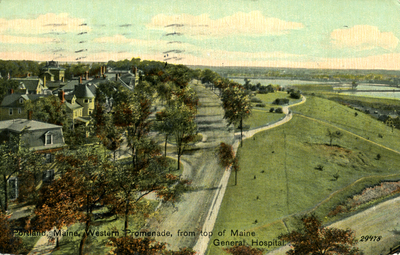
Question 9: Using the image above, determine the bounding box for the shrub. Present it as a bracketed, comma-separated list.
[272, 98, 289, 105]
[255, 103, 266, 107]
[250, 97, 262, 103]
[290, 91, 301, 99]
[269, 108, 275, 112]
[275, 108, 283, 113]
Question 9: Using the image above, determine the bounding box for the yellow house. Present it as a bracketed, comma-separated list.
[74, 84, 95, 117]
[0, 93, 46, 121]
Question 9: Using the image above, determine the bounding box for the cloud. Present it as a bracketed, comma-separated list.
[0, 13, 91, 34]
[330, 25, 399, 50]
[0, 35, 55, 44]
[147, 11, 304, 37]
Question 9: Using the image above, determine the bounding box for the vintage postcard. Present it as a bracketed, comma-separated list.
[1, 0, 400, 254]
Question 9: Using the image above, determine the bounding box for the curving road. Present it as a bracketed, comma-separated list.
[193, 95, 306, 255]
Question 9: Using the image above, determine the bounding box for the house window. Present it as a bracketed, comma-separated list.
[9, 177, 18, 200]
[18, 108, 22, 114]
[19, 98, 24, 104]
[45, 132, 53, 145]
[84, 99, 89, 103]
[89, 99, 92, 103]
[9, 108, 13, 115]
[43, 169, 54, 183]
[89, 110, 92, 115]
[45, 153, 54, 163]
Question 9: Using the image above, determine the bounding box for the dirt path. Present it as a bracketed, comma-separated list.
[145, 82, 235, 251]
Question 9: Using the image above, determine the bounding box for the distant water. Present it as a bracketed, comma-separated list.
[230, 78, 338, 86]
[231, 78, 400, 100]
[341, 84, 400, 100]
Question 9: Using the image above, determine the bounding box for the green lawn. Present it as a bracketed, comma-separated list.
[254, 92, 299, 107]
[208, 97, 400, 254]
[292, 95, 400, 152]
[238, 110, 285, 130]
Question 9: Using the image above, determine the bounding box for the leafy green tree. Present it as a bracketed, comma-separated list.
[167, 103, 197, 170]
[221, 83, 251, 147]
[279, 214, 362, 255]
[0, 79, 18, 102]
[24, 96, 68, 126]
[0, 136, 29, 212]
[155, 110, 175, 156]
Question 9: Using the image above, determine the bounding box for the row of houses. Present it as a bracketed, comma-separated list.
[0, 61, 142, 200]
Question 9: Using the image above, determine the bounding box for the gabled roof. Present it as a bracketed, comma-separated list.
[11, 78, 42, 92]
[1, 94, 45, 107]
[0, 119, 61, 132]
[74, 84, 95, 98]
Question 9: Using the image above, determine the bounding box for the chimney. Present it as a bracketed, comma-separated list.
[100, 67, 103, 77]
[133, 67, 137, 76]
[62, 76, 65, 82]
[59, 90, 65, 103]
[116, 73, 118, 81]
[28, 110, 32, 120]
[43, 76, 46, 87]
[85, 71, 89, 81]
[103, 66, 107, 74]
[9, 88, 14, 94]
[27, 72, 31, 78]
[79, 76, 82, 84]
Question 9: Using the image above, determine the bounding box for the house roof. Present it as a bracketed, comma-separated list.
[74, 84, 95, 98]
[65, 101, 83, 111]
[61, 80, 80, 91]
[1, 94, 45, 107]
[0, 119, 62, 133]
[12, 78, 42, 92]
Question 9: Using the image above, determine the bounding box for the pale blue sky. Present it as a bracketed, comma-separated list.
[1, 0, 400, 69]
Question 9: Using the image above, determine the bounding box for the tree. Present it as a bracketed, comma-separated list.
[24, 96, 68, 126]
[217, 142, 240, 185]
[167, 103, 197, 170]
[0, 212, 22, 254]
[224, 245, 263, 255]
[279, 214, 362, 255]
[154, 110, 175, 156]
[221, 83, 251, 147]
[0, 136, 29, 212]
[107, 146, 190, 235]
[28, 146, 114, 254]
[326, 129, 343, 146]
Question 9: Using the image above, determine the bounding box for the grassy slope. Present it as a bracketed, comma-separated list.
[208, 96, 400, 255]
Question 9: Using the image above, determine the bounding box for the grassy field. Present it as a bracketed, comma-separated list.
[239, 110, 285, 130]
[292, 95, 400, 152]
[208, 96, 400, 255]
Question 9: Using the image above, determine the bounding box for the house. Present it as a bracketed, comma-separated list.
[0, 118, 66, 199]
[0, 93, 47, 120]
[11, 76, 48, 95]
[39, 60, 65, 82]
[74, 83, 95, 117]
[0, 118, 65, 153]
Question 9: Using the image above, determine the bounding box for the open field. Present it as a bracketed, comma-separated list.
[207, 95, 400, 254]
